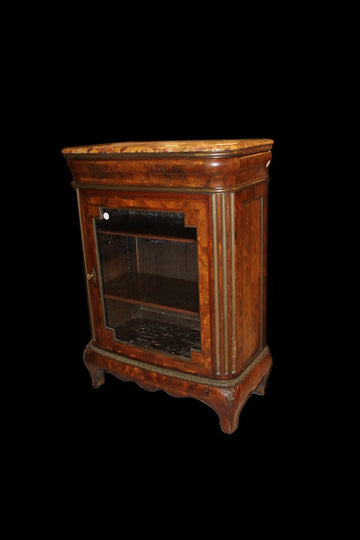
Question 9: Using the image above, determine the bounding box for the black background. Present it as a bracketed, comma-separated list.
[9, 4, 351, 532]
[36, 106, 325, 525]
[19, 21, 331, 526]
[44, 102, 310, 452]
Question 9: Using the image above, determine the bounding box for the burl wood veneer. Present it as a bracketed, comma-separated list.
[62, 139, 274, 433]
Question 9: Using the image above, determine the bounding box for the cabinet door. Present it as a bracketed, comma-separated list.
[78, 191, 212, 376]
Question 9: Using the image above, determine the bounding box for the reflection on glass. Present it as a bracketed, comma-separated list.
[95, 209, 201, 359]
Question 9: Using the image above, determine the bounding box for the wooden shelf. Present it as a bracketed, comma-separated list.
[97, 229, 196, 244]
[97, 212, 197, 243]
[103, 272, 199, 316]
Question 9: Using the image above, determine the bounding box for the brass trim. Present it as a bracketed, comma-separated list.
[93, 212, 110, 335]
[211, 194, 221, 375]
[71, 176, 268, 194]
[87, 341, 271, 388]
[221, 194, 229, 375]
[229, 193, 237, 374]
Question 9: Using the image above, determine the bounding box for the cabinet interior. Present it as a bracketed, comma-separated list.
[95, 208, 201, 359]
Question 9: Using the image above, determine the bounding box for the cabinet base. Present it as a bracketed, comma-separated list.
[83, 342, 272, 434]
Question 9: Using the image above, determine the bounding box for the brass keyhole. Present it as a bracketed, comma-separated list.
[87, 267, 97, 283]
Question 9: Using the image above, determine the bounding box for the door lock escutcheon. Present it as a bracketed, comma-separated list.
[87, 267, 97, 284]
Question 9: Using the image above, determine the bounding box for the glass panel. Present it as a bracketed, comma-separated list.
[95, 208, 201, 359]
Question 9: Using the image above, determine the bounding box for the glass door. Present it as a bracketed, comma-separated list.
[95, 208, 201, 360]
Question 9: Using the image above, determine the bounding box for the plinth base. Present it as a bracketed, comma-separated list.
[83, 342, 272, 434]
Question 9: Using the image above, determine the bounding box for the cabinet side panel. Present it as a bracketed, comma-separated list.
[242, 197, 262, 365]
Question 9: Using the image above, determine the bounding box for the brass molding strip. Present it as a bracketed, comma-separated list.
[87, 341, 271, 389]
[211, 194, 221, 375]
[93, 213, 109, 333]
[221, 194, 229, 375]
[71, 175, 268, 194]
[229, 193, 237, 374]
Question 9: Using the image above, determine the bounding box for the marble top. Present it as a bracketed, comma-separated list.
[62, 139, 273, 157]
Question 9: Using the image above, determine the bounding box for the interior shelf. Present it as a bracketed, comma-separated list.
[97, 210, 196, 243]
[97, 229, 196, 243]
[103, 272, 200, 315]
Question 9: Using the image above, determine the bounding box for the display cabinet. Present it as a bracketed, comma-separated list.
[62, 139, 274, 433]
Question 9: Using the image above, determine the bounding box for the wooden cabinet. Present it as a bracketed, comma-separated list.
[62, 139, 274, 433]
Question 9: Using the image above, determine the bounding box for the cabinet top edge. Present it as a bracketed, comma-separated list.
[62, 139, 274, 159]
